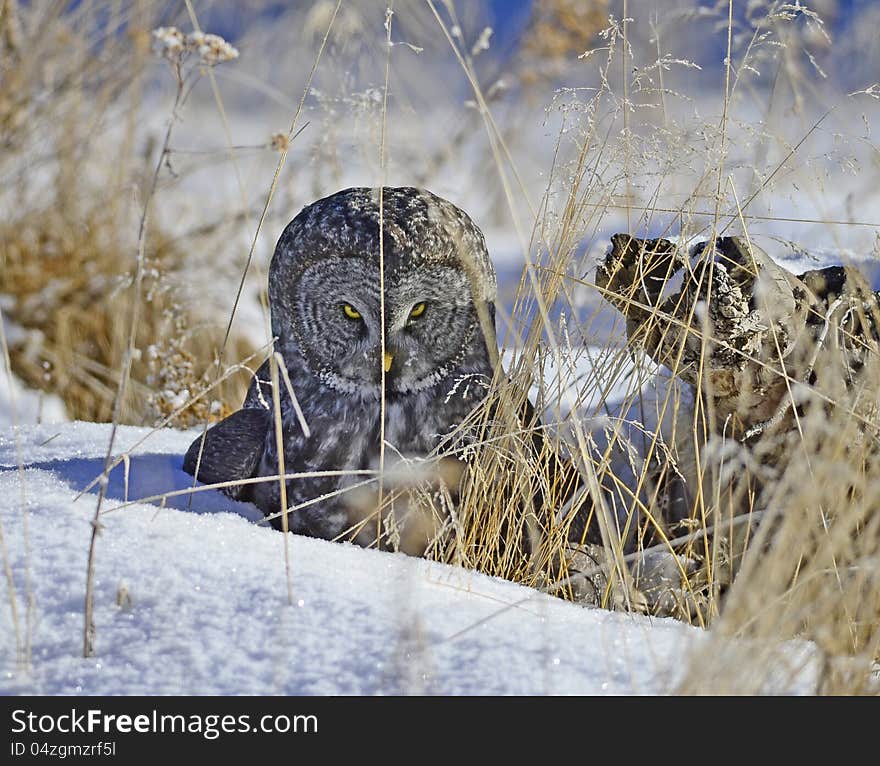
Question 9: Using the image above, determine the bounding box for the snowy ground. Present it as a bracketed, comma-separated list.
[2, 1, 868, 696]
[0, 422, 708, 695]
[0, 368, 66, 429]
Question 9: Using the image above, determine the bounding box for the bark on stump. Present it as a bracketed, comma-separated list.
[598, 233, 880, 444]
[595, 233, 880, 604]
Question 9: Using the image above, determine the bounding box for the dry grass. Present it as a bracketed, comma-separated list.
[518, 0, 610, 87]
[416, 0, 880, 693]
[0, 1, 256, 427]
[2, 0, 879, 693]
[1, 201, 254, 425]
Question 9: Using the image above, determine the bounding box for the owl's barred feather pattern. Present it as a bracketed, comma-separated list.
[184, 187, 588, 555]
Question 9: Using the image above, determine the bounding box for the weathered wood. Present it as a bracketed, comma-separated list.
[592, 234, 880, 610]
[598, 234, 880, 437]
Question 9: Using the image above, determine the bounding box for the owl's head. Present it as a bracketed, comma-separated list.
[269, 187, 497, 398]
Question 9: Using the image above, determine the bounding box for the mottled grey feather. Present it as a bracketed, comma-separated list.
[184, 186, 499, 544]
[183, 408, 270, 500]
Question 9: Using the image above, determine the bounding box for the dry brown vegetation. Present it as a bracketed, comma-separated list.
[0, 1, 256, 427]
[2, 0, 879, 693]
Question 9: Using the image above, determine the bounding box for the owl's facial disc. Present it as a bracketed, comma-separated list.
[291, 257, 479, 397]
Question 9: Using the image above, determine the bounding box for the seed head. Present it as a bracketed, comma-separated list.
[152, 26, 185, 61]
[185, 31, 239, 65]
[270, 132, 290, 152]
[151, 26, 239, 66]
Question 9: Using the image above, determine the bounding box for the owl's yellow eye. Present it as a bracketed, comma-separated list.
[342, 303, 361, 320]
[408, 302, 427, 320]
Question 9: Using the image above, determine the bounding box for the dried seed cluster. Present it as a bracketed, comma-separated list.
[152, 26, 239, 66]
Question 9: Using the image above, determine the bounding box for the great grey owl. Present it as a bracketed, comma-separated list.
[183, 187, 506, 548]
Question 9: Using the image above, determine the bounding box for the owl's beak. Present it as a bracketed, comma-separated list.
[383, 352, 393, 373]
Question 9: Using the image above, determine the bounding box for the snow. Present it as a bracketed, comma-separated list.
[2, 1, 858, 695]
[0, 422, 705, 695]
[0, 367, 67, 428]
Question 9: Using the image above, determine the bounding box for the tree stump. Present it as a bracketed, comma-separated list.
[595, 233, 880, 605]
[597, 234, 880, 442]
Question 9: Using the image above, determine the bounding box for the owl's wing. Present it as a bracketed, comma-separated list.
[182, 407, 270, 501]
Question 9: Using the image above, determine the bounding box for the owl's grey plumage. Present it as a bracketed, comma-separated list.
[184, 187, 499, 546]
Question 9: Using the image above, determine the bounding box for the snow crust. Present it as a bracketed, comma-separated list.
[0, 422, 699, 695]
